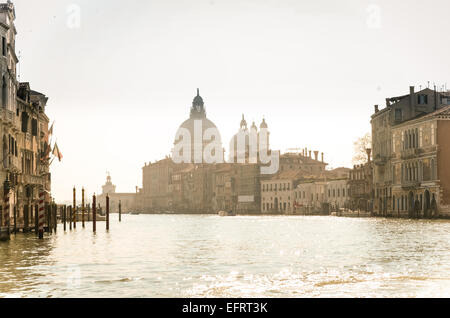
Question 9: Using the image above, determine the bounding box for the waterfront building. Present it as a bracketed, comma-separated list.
[348, 149, 374, 212]
[326, 178, 350, 212]
[211, 163, 234, 213]
[97, 174, 139, 213]
[279, 150, 327, 174]
[390, 104, 450, 217]
[0, 1, 52, 233]
[173, 89, 223, 164]
[142, 157, 179, 213]
[261, 170, 306, 214]
[232, 163, 261, 214]
[371, 85, 450, 217]
[294, 180, 328, 214]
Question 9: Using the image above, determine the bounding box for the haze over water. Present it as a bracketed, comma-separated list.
[1, 215, 450, 298]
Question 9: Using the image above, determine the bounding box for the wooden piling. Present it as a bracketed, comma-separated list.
[106, 195, 110, 231]
[63, 205, 66, 231]
[119, 200, 122, 222]
[24, 204, 29, 233]
[93, 195, 96, 233]
[46, 204, 51, 234]
[73, 187, 77, 229]
[35, 204, 39, 236]
[53, 204, 57, 233]
[69, 206, 72, 231]
[38, 191, 45, 239]
[13, 205, 17, 234]
[82, 188, 85, 228]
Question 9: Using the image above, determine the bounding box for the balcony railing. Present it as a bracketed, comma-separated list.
[401, 148, 422, 160]
[401, 180, 421, 189]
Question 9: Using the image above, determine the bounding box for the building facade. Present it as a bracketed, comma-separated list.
[1, 2, 52, 234]
[97, 174, 139, 214]
[371, 86, 450, 217]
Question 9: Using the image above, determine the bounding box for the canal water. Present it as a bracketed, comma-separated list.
[1, 215, 450, 298]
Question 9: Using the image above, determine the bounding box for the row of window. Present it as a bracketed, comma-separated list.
[395, 124, 435, 153]
[392, 193, 436, 212]
[262, 183, 291, 192]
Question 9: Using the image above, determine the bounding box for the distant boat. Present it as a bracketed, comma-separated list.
[218, 211, 236, 217]
[130, 212, 140, 215]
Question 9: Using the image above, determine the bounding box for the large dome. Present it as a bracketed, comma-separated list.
[173, 90, 222, 163]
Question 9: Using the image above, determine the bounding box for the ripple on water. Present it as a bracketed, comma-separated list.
[1, 215, 450, 297]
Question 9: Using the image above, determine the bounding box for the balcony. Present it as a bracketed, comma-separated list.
[401, 148, 422, 160]
[19, 174, 44, 186]
[401, 180, 421, 190]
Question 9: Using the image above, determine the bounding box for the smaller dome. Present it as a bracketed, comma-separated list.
[240, 114, 247, 130]
[260, 118, 268, 129]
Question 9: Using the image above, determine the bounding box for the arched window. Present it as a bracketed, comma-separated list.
[2, 76, 6, 108]
[431, 159, 436, 180]
[2, 135, 7, 169]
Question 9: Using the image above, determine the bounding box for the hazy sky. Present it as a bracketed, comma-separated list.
[13, 0, 450, 201]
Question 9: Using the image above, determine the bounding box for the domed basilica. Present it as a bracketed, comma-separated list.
[173, 89, 223, 163]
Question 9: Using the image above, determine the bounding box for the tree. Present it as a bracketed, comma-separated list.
[352, 133, 372, 165]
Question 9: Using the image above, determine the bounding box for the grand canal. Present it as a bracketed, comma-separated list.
[1, 215, 450, 298]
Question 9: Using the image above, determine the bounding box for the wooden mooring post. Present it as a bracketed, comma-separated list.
[119, 200, 122, 222]
[73, 187, 77, 229]
[93, 195, 97, 233]
[82, 188, 85, 228]
[106, 195, 110, 231]
[53, 204, 57, 233]
[38, 190, 45, 239]
[63, 205, 66, 231]
[35, 203, 39, 236]
[46, 203, 51, 234]
[13, 205, 17, 234]
[69, 206, 72, 231]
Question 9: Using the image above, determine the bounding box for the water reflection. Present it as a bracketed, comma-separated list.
[0, 215, 449, 297]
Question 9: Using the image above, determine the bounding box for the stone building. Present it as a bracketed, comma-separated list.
[294, 180, 329, 214]
[0, 1, 52, 234]
[279, 150, 327, 175]
[390, 104, 450, 217]
[97, 174, 138, 214]
[142, 157, 177, 213]
[173, 89, 223, 164]
[211, 163, 234, 213]
[326, 179, 350, 212]
[371, 85, 450, 217]
[261, 170, 304, 214]
[348, 149, 374, 212]
[232, 163, 261, 214]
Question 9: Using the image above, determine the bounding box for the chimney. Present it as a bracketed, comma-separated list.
[374, 105, 379, 113]
[314, 151, 319, 161]
[409, 86, 415, 117]
[321, 152, 324, 163]
[386, 98, 390, 107]
[435, 85, 439, 111]
[366, 148, 372, 163]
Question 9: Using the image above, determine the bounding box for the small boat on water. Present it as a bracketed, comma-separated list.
[218, 211, 236, 217]
[130, 211, 140, 215]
